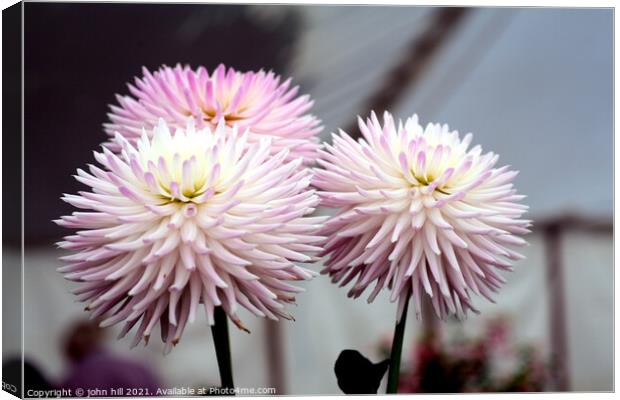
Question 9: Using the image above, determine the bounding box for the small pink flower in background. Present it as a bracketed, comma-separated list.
[314, 111, 530, 320]
[56, 120, 325, 352]
[104, 64, 322, 164]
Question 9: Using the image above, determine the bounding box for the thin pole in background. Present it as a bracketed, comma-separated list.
[420, 295, 439, 336]
[265, 320, 287, 394]
[543, 222, 571, 391]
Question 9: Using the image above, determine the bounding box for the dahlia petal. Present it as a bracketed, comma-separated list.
[58, 121, 322, 350]
[317, 112, 528, 319]
[104, 65, 321, 165]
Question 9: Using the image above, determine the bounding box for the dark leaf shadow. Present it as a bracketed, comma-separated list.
[334, 349, 390, 394]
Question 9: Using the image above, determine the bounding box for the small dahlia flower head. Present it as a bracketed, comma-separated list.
[56, 119, 325, 352]
[104, 63, 322, 164]
[314, 112, 530, 320]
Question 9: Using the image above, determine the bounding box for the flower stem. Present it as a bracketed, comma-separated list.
[386, 297, 410, 394]
[211, 306, 235, 392]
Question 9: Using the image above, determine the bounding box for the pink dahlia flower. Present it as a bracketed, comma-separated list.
[104, 64, 322, 164]
[314, 112, 529, 320]
[56, 120, 324, 352]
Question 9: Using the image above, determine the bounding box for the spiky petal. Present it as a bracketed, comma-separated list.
[104, 64, 322, 164]
[56, 120, 325, 352]
[314, 111, 530, 320]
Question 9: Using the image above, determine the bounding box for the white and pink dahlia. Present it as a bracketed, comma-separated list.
[314, 112, 530, 320]
[104, 64, 322, 164]
[56, 120, 324, 351]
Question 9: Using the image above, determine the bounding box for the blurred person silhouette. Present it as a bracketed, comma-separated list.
[60, 319, 161, 395]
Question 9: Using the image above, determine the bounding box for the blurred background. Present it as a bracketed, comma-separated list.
[4, 3, 612, 395]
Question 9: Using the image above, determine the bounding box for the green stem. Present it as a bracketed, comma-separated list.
[211, 307, 235, 392]
[386, 297, 410, 394]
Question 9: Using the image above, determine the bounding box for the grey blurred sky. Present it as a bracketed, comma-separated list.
[295, 7, 613, 220]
